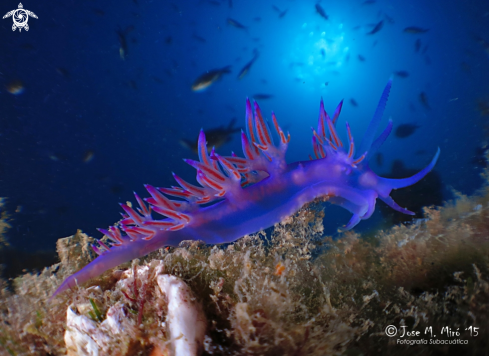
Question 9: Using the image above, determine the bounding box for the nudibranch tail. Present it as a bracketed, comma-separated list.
[52, 80, 440, 299]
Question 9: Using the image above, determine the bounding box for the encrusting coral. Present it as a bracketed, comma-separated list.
[2, 163, 489, 354]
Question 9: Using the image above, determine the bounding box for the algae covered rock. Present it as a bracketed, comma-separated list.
[56, 230, 97, 271]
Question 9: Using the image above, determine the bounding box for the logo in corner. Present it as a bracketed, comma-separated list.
[3, 3, 38, 32]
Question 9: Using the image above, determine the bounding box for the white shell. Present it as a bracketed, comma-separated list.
[157, 274, 207, 356]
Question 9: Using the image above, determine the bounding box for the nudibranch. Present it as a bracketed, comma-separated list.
[52, 80, 439, 297]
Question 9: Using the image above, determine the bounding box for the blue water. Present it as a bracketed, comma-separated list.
[0, 0, 488, 261]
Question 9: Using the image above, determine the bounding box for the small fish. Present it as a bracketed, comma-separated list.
[403, 26, 429, 34]
[278, 9, 288, 18]
[320, 48, 326, 59]
[192, 33, 206, 43]
[415, 39, 421, 52]
[324, 82, 329, 86]
[393, 70, 409, 78]
[395, 123, 421, 138]
[358, 54, 366, 62]
[237, 51, 259, 80]
[384, 13, 395, 24]
[227, 18, 248, 32]
[376, 152, 383, 167]
[472, 146, 489, 168]
[56, 67, 70, 79]
[151, 76, 164, 84]
[116, 26, 133, 60]
[180, 119, 241, 153]
[476, 98, 489, 116]
[19, 43, 35, 50]
[474, 35, 489, 58]
[419, 92, 431, 110]
[164, 68, 173, 78]
[460, 62, 471, 73]
[252, 93, 274, 100]
[362, 0, 376, 5]
[111, 184, 124, 195]
[192, 66, 232, 91]
[272, 5, 288, 18]
[83, 150, 95, 163]
[350, 98, 358, 107]
[315, 3, 328, 20]
[92, 8, 105, 16]
[6, 79, 24, 95]
[367, 20, 383, 35]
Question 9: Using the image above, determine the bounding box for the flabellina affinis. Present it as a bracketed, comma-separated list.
[52, 79, 439, 298]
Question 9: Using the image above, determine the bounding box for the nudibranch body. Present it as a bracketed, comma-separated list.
[52, 80, 439, 298]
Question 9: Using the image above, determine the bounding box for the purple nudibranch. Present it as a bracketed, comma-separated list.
[52, 80, 439, 298]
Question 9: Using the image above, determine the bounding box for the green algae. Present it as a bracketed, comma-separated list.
[88, 298, 103, 322]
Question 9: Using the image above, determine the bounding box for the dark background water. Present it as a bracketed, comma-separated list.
[0, 0, 488, 275]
